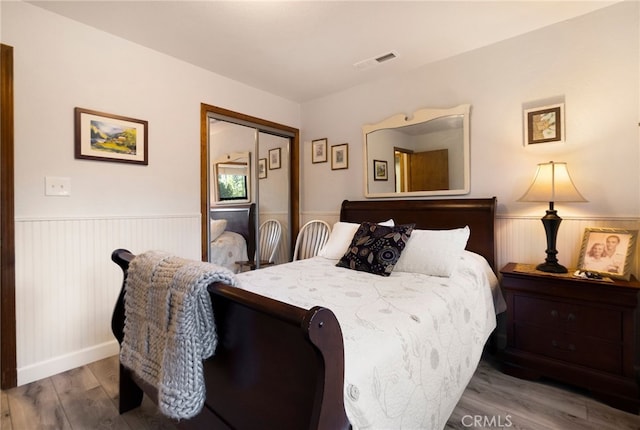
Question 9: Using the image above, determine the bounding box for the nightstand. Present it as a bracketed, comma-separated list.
[500, 262, 640, 414]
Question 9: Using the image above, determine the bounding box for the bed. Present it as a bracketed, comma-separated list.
[208, 204, 256, 272]
[111, 197, 501, 429]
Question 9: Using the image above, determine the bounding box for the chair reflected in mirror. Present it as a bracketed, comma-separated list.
[236, 219, 282, 271]
[293, 220, 331, 261]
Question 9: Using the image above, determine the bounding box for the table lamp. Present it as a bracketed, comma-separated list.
[518, 161, 587, 273]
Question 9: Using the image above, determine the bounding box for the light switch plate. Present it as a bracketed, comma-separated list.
[45, 176, 71, 196]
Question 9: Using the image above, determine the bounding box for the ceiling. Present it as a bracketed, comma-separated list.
[29, 1, 618, 103]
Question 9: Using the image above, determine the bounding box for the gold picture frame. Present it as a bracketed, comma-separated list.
[577, 227, 638, 280]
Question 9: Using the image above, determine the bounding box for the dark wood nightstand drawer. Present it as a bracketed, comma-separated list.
[500, 263, 640, 413]
[515, 324, 622, 374]
[514, 323, 622, 374]
[513, 295, 622, 341]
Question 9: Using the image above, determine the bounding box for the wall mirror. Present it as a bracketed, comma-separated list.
[363, 104, 470, 198]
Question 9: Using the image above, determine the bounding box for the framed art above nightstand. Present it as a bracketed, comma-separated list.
[500, 262, 640, 414]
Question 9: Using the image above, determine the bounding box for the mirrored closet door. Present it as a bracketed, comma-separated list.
[200, 104, 299, 270]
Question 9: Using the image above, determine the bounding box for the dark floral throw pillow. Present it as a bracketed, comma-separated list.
[336, 222, 415, 276]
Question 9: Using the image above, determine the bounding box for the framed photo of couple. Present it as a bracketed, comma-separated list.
[577, 227, 638, 280]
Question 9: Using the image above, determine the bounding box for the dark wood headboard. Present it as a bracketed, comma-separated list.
[340, 198, 497, 271]
[210, 203, 256, 260]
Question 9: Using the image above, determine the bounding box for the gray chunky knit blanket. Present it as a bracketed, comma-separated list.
[120, 250, 236, 420]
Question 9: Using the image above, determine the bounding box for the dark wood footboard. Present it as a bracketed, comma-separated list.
[110, 249, 350, 430]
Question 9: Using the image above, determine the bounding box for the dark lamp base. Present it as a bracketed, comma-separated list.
[537, 205, 568, 274]
[536, 262, 568, 274]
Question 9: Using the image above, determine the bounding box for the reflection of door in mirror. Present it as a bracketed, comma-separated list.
[395, 150, 408, 192]
[410, 149, 449, 191]
[394, 148, 449, 192]
[364, 104, 470, 198]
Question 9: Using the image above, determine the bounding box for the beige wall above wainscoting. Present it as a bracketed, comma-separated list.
[299, 2, 639, 220]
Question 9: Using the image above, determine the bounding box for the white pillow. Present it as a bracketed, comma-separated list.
[394, 226, 470, 277]
[317, 219, 394, 259]
[210, 219, 228, 241]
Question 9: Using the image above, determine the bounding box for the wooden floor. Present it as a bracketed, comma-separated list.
[2, 354, 639, 429]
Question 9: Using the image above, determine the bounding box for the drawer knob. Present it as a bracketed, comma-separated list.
[551, 340, 576, 352]
[551, 310, 558, 318]
[567, 313, 576, 321]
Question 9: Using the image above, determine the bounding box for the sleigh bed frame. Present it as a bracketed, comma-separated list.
[111, 197, 497, 429]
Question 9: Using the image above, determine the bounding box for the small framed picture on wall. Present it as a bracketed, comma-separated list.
[258, 158, 267, 179]
[331, 143, 348, 170]
[268, 148, 281, 170]
[523, 103, 565, 145]
[312, 138, 327, 163]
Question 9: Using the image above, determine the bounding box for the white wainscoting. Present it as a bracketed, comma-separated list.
[15, 211, 638, 385]
[14, 214, 201, 385]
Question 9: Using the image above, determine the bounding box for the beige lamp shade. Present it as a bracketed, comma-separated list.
[518, 161, 587, 203]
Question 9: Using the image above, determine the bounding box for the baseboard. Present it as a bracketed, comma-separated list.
[17, 340, 119, 386]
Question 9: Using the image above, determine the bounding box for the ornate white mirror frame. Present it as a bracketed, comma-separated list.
[363, 104, 471, 198]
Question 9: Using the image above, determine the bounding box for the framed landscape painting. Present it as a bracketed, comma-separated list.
[75, 107, 148, 165]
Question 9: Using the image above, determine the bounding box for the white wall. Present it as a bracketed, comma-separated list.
[4, 2, 300, 219]
[300, 2, 639, 219]
[298, 2, 640, 277]
[2, 1, 300, 384]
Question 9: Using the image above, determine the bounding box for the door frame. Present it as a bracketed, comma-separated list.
[1, 43, 17, 389]
[200, 103, 299, 262]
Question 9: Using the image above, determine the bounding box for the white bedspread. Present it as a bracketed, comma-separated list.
[209, 231, 248, 273]
[236, 251, 500, 430]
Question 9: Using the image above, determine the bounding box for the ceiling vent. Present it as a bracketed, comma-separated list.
[354, 51, 398, 70]
[375, 52, 397, 63]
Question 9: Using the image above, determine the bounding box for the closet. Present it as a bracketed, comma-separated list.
[200, 104, 299, 265]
